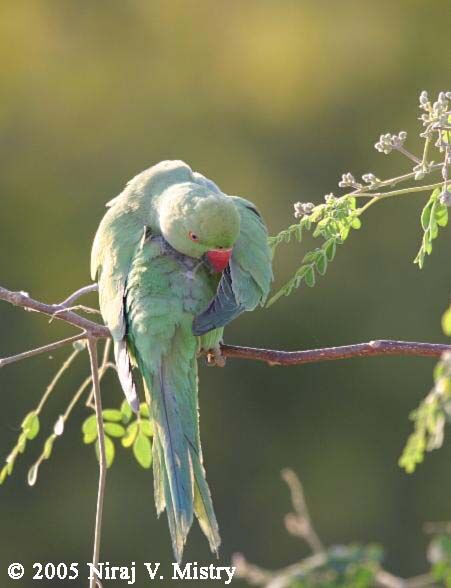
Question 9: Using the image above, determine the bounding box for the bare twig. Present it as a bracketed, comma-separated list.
[37, 347, 81, 413]
[0, 286, 108, 338]
[0, 333, 86, 369]
[59, 284, 98, 307]
[29, 340, 115, 486]
[281, 468, 324, 554]
[350, 163, 442, 198]
[87, 338, 107, 588]
[86, 340, 112, 410]
[236, 470, 436, 588]
[375, 570, 435, 588]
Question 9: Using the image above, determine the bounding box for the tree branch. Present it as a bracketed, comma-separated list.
[222, 340, 450, 365]
[1, 286, 450, 369]
[59, 284, 98, 307]
[0, 286, 108, 338]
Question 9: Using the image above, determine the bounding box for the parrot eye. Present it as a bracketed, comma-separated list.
[189, 231, 199, 242]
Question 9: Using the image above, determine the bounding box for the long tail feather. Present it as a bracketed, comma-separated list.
[189, 445, 221, 554]
[142, 359, 194, 561]
[140, 350, 220, 561]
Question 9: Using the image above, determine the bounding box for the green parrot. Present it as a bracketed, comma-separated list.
[91, 160, 272, 561]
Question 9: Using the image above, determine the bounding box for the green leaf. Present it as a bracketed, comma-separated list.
[17, 433, 27, 453]
[102, 409, 123, 422]
[324, 238, 337, 261]
[436, 202, 449, 227]
[83, 430, 98, 444]
[302, 251, 317, 264]
[82, 414, 98, 437]
[141, 419, 154, 437]
[121, 400, 133, 424]
[351, 216, 362, 230]
[442, 307, 451, 337]
[95, 435, 115, 468]
[421, 200, 433, 230]
[316, 252, 327, 275]
[6, 458, 14, 475]
[415, 188, 446, 268]
[304, 266, 316, 287]
[103, 422, 126, 438]
[122, 421, 139, 448]
[44, 435, 56, 459]
[133, 432, 152, 469]
[22, 412, 40, 440]
[0, 466, 8, 484]
[140, 403, 150, 418]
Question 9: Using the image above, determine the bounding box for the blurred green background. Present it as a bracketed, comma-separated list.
[1, 0, 451, 585]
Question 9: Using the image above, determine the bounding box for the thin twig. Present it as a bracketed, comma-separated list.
[394, 145, 421, 165]
[87, 338, 107, 588]
[236, 471, 437, 588]
[86, 339, 112, 410]
[375, 570, 435, 588]
[350, 163, 441, 198]
[0, 333, 86, 369]
[36, 347, 81, 413]
[59, 284, 98, 307]
[281, 468, 324, 554]
[357, 182, 443, 214]
[29, 343, 116, 486]
[0, 286, 108, 338]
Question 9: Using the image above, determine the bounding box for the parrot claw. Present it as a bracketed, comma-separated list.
[205, 346, 226, 368]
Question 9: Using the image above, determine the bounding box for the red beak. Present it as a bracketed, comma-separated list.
[206, 248, 232, 273]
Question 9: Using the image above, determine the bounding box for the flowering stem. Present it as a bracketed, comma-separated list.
[356, 182, 443, 215]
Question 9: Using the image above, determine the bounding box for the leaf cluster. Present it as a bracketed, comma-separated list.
[414, 188, 449, 268]
[289, 544, 382, 588]
[82, 400, 153, 469]
[0, 411, 40, 484]
[267, 196, 360, 307]
[399, 306, 451, 473]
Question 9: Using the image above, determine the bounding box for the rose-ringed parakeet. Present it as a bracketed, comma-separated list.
[91, 160, 272, 561]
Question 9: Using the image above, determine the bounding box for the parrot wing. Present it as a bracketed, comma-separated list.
[192, 196, 273, 335]
[91, 160, 199, 411]
[91, 203, 148, 411]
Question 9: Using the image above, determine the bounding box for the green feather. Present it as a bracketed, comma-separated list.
[92, 160, 272, 561]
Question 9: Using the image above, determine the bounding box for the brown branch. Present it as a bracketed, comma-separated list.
[1, 286, 450, 369]
[59, 284, 98, 307]
[0, 286, 108, 338]
[221, 340, 450, 365]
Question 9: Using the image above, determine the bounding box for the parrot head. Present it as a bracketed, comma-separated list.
[159, 183, 240, 272]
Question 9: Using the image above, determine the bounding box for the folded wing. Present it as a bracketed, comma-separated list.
[192, 196, 273, 335]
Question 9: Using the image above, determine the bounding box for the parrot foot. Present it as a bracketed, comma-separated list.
[205, 346, 226, 368]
